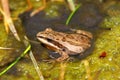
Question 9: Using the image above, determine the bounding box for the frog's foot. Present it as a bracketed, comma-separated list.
[56, 51, 69, 62]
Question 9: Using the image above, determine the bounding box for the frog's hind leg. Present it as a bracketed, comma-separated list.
[77, 38, 95, 60]
[56, 50, 69, 62]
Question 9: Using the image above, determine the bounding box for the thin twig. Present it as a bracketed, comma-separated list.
[26, 0, 33, 10]
[24, 36, 44, 80]
[0, 0, 20, 41]
[67, 0, 76, 11]
[0, 47, 13, 50]
[30, 0, 46, 16]
[29, 51, 45, 80]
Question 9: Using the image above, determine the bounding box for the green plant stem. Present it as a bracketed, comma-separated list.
[0, 44, 31, 76]
[66, 4, 81, 25]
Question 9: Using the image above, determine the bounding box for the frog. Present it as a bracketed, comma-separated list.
[36, 28, 93, 62]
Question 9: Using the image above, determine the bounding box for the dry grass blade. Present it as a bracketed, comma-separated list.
[24, 36, 44, 80]
[30, 0, 46, 16]
[26, 0, 33, 10]
[0, 47, 13, 50]
[29, 51, 45, 80]
[59, 62, 67, 80]
[82, 60, 93, 80]
[67, 0, 76, 11]
[0, 0, 20, 41]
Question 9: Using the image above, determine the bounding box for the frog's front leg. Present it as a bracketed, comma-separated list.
[56, 50, 69, 62]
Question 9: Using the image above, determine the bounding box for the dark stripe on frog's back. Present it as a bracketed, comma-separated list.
[49, 31, 67, 40]
[46, 30, 91, 47]
[61, 34, 91, 46]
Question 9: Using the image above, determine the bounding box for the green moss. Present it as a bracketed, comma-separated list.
[1, 0, 120, 80]
[101, 16, 120, 28]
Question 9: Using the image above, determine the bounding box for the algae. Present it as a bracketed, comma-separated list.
[0, 0, 120, 80]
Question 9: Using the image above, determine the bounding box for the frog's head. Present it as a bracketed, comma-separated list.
[37, 28, 57, 42]
[37, 28, 53, 43]
[36, 28, 61, 50]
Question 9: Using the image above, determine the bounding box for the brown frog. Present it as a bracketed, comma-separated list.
[37, 28, 93, 62]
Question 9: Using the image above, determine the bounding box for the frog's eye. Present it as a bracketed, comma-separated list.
[62, 48, 66, 51]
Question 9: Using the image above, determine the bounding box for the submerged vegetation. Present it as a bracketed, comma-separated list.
[0, 0, 120, 80]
